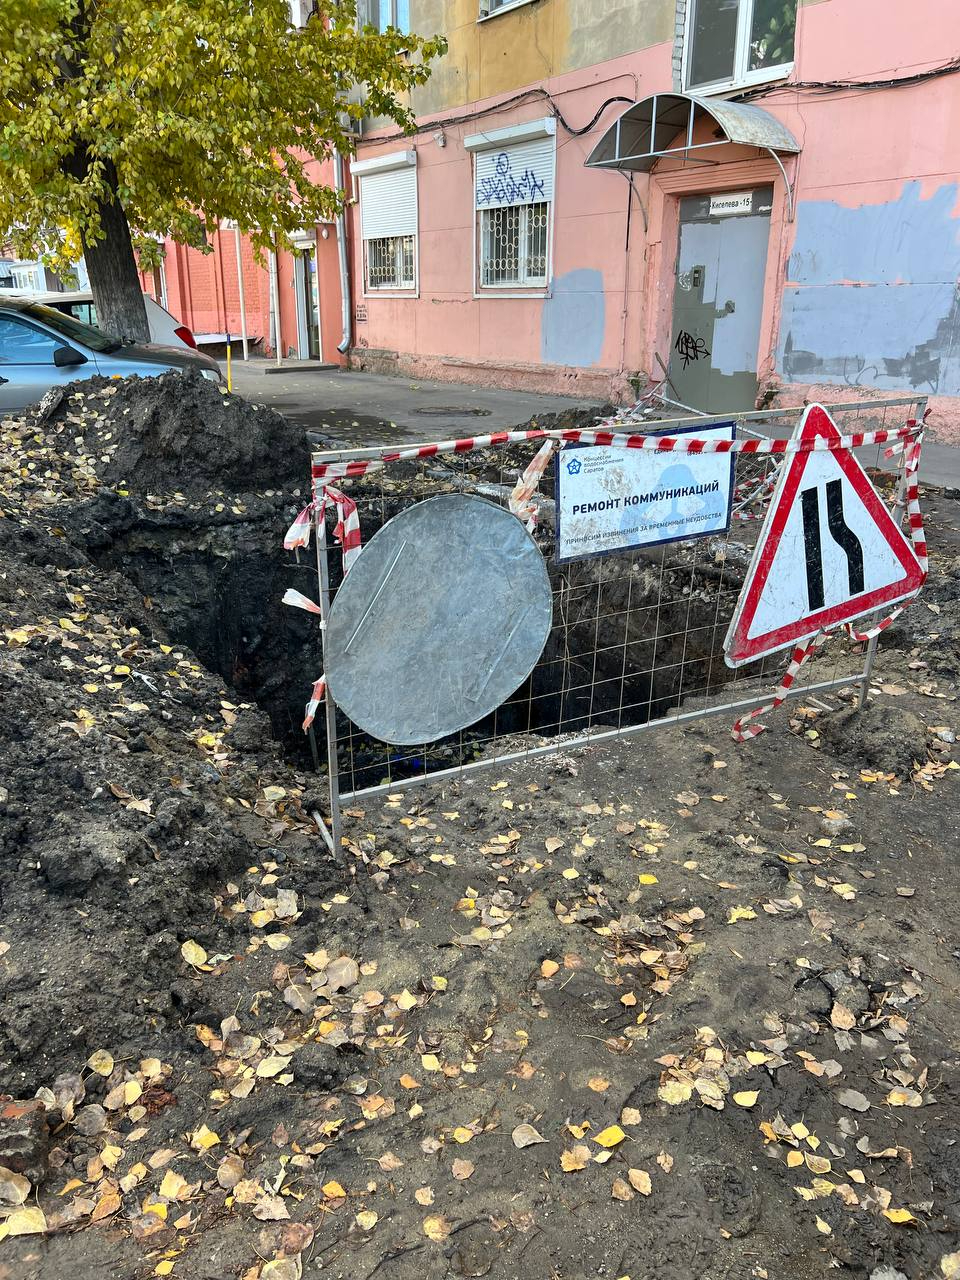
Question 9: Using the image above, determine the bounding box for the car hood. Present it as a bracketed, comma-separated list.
[112, 342, 220, 374]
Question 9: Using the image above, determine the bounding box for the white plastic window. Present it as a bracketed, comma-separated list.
[685, 0, 796, 91]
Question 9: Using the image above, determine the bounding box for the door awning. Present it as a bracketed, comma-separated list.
[585, 92, 801, 216]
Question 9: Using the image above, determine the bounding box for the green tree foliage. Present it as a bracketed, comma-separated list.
[0, 0, 445, 339]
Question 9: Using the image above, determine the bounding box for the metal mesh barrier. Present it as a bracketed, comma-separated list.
[303, 396, 927, 848]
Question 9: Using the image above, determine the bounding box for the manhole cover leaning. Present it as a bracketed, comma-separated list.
[324, 494, 553, 745]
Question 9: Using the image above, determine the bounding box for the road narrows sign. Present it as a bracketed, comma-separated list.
[724, 404, 924, 667]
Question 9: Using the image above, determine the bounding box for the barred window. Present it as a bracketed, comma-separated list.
[365, 235, 416, 290]
[479, 202, 548, 289]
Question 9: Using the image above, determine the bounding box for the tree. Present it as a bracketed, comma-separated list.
[0, 0, 445, 341]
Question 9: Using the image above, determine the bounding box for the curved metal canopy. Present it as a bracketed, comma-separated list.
[585, 92, 801, 216]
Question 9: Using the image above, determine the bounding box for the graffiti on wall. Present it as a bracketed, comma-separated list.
[778, 182, 960, 396]
[477, 152, 546, 207]
[674, 330, 710, 369]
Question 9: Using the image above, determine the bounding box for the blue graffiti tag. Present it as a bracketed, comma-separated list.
[477, 152, 546, 207]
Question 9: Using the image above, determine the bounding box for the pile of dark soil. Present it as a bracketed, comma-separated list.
[1, 376, 959, 1280]
[32, 370, 310, 498]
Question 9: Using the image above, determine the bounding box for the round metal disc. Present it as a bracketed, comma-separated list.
[324, 494, 553, 745]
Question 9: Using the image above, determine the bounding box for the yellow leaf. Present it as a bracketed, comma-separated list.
[143, 1198, 168, 1220]
[124, 1080, 142, 1105]
[0, 1206, 46, 1237]
[638, 874, 658, 885]
[940, 1252, 960, 1278]
[540, 959, 560, 978]
[356, 1210, 378, 1230]
[159, 1170, 191, 1201]
[815, 1216, 832, 1235]
[322, 1181, 347, 1199]
[396, 990, 417, 1011]
[786, 1151, 804, 1168]
[883, 1207, 917, 1224]
[154, 1264, 175, 1277]
[452, 1127, 474, 1144]
[588, 1077, 610, 1093]
[657, 1080, 693, 1105]
[560, 1145, 591, 1172]
[180, 940, 207, 966]
[727, 906, 757, 924]
[423, 1214, 450, 1241]
[594, 1124, 627, 1148]
[190, 1124, 220, 1151]
[87, 1049, 114, 1076]
[745, 1051, 769, 1066]
[421, 1054, 441, 1072]
[561, 868, 579, 880]
[733, 1091, 759, 1108]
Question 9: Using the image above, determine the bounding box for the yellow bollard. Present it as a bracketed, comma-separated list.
[226, 338, 232, 392]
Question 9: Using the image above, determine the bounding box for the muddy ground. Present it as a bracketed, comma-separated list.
[1, 374, 959, 1280]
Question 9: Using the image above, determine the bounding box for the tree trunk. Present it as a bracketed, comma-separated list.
[82, 177, 150, 344]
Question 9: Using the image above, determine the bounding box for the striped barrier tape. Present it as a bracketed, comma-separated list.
[311, 423, 921, 481]
[731, 633, 829, 742]
[508, 440, 556, 532]
[281, 588, 324, 617]
[302, 676, 327, 733]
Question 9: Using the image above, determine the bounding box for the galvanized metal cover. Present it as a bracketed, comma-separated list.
[324, 494, 553, 745]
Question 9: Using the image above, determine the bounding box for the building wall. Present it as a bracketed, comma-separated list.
[351, 0, 960, 425]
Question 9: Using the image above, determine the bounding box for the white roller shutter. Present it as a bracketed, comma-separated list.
[474, 136, 555, 211]
[359, 166, 418, 240]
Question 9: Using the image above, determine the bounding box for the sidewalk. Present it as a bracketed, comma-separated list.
[223, 360, 601, 447]
[222, 360, 960, 489]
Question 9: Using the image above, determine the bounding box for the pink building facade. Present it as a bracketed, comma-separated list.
[346, 0, 960, 428]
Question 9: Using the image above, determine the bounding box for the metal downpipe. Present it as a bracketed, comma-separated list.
[334, 151, 352, 355]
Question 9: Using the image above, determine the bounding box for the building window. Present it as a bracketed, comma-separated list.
[479, 203, 548, 287]
[360, 0, 410, 33]
[466, 122, 556, 294]
[354, 150, 418, 295]
[685, 0, 796, 91]
[365, 235, 416, 290]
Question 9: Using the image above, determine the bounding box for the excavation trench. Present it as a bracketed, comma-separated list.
[79, 470, 749, 795]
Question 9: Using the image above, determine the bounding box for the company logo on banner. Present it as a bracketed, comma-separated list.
[555, 423, 735, 563]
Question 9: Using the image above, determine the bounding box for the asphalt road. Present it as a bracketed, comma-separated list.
[225, 360, 960, 489]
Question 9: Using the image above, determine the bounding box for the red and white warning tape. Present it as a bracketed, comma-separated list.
[281, 588, 324, 617]
[311, 423, 920, 481]
[732, 423, 927, 740]
[508, 439, 556, 532]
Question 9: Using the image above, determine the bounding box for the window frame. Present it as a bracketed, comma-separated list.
[0, 314, 63, 365]
[363, 234, 417, 293]
[477, 0, 540, 22]
[467, 119, 556, 300]
[477, 202, 551, 292]
[682, 0, 796, 95]
[355, 150, 420, 300]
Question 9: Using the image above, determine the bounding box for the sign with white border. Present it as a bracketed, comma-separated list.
[555, 422, 735, 564]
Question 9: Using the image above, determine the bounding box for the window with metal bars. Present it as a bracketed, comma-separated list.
[478, 202, 548, 289]
[364, 235, 416, 290]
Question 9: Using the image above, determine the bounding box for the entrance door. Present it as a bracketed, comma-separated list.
[669, 187, 773, 414]
[294, 246, 321, 360]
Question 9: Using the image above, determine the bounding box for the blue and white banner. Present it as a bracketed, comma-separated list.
[555, 422, 735, 563]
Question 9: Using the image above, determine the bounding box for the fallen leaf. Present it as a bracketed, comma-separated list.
[658, 1080, 693, 1105]
[611, 1177, 634, 1201]
[627, 1168, 652, 1195]
[452, 1158, 475, 1181]
[452, 1127, 474, 1145]
[396, 990, 417, 1012]
[512, 1123, 547, 1149]
[941, 1252, 960, 1278]
[378, 1152, 403, 1172]
[0, 1168, 31, 1205]
[414, 1187, 434, 1206]
[733, 1091, 759, 1108]
[836, 1088, 870, 1112]
[322, 1181, 347, 1199]
[423, 1214, 450, 1241]
[594, 1124, 627, 1148]
[180, 939, 207, 967]
[786, 1151, 804, 1168]
[190, 1124, 220, 1151]
[830, 1002, 856, 1030]
[87, 1049, 114, 1076]
[815, 1216, 832, 1235]
[159, 1170, 191, 1201]
[883, 1207, 917, 1224]
[253, 1194, 290, 1221]
[540, 959, 560, 978]
[560, 1145, 591, 1172]
[588, 1077, 610, 1093]
[0, 1205, 46, 1237]
[356, 1210, 378, 1230]
[727, 906, 757, 924]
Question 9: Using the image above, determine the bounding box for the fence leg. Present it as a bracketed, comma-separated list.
[857, 396, 925, 712]
[314, 512, 343, 858]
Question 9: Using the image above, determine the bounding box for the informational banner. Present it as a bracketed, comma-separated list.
[555, 423, 735, 564]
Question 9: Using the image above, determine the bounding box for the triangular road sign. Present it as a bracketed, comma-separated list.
[724, 404, 924, 667]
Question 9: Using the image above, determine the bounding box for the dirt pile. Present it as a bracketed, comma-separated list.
[30, 370, 311, 499]
[1, 377, 959, 1280]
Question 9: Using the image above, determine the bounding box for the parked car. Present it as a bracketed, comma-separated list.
[0, 296, 222, 414]
[28, 289, 198, 350]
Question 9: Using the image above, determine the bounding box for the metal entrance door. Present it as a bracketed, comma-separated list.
[669, 187, 773, 413]
[294, 247, 321, 360]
